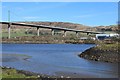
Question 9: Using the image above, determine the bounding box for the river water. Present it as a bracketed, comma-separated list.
[1, 44, 118, 78]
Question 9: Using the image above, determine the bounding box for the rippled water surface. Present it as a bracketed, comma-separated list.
[1, 44, 118, 78]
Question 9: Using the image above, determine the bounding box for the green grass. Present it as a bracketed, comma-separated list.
[2, 28, 94, 38]
[2, 29, 35, 38]
[96, 43, 119, 50]
[1, 68, 38, 78]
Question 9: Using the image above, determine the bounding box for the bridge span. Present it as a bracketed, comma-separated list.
[0, 22, 104, 39]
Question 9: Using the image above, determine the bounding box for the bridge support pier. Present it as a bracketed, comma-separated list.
[51, 29, 54, 35]
[8, 23, 11, 39]
[76, 32, 79, 37]
[37, 27, 40, 36]
[87, 33, 89, 35]
[63, 31, 66, 37]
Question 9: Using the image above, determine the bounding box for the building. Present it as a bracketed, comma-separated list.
[96, 33, 119, 40]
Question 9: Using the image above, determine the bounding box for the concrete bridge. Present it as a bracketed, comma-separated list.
[0, 22, 104, 39]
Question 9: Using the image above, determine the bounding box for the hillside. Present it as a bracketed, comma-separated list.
[94, 25, 118, 33]
[2, 22, 118, 33]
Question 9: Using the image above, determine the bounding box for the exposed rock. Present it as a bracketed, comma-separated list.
[79, 43, 119, 63]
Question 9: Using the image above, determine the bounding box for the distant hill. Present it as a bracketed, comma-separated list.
[19, 21, 94, 30]
[94, 25, 118, 33]
[2, 21, 93, 30]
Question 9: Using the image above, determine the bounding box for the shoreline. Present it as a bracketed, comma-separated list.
[1, 42, 96, 44]
[78, 43, 119, 63]
[2, 36, 96, 44]
[1, 66, 97, 78]
[1, 41, 64, 44]
[1, 66, 54, 79]
[1, 66, 112, 78]
[1, 65, 118, 78]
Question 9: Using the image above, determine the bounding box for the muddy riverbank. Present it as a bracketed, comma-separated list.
[1, 66, 118, 79]
[1, 66, 56, 79]
[79, 43, 119, 63]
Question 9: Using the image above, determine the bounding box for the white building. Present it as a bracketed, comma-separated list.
[96, 33, 119, 40]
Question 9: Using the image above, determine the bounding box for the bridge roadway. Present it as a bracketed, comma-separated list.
[0, 22, 103, 39]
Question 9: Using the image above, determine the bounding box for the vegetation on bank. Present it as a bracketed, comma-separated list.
[1, 67, 38, 78]
[79, 42, 119, 63]
[2, 34, 96, 44]
[1, 67, 60, 79]
[1, 66, 73, 79]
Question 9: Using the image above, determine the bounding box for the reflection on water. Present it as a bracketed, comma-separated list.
[2, 44, 118, 78]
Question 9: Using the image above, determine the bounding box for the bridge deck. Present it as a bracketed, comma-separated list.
[0, 22, 103, 34]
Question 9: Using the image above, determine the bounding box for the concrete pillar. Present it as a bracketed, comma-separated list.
[87, 33, 89, 35]
[76, 32, 79, 37]
[63, 31, 67, 37]
[51, 29, 54, 35]
[37, 27, 39, 36]
[8, 23, 11, 39]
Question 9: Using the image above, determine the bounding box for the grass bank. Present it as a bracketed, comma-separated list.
[79, 42, 119, 63]
[1, 66, 59, 79]
[1, 67, 38, 78]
